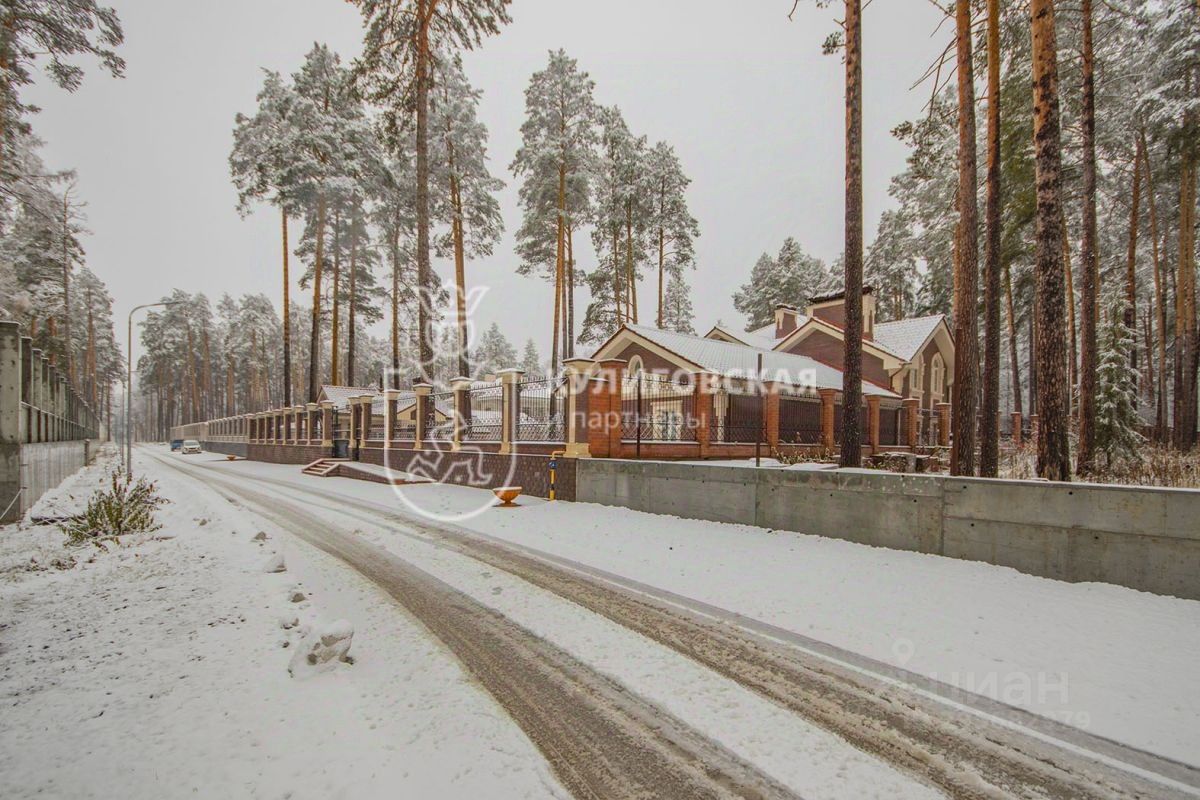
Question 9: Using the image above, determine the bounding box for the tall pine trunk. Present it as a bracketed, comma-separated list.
[451, 173, 470, 378]
[308, 194, 326, 402]
[1076, 0, 1099, 472]
[331, 211, 341, 386]
[1126, 145, 1141, 379]
[61, 194, 74, 387]
[951, 0, 980, 477]
[1175, 137, 1197, 451]
[625, 203, 638, 324]
[390, 226, 401, 390]
[281, 208, 292, 407]
[840, 0, 864, 468]
[1062, 208, 1077, 415]
[1005, 261, 1023, 416]
[551, 164, 565, 383]
[348, 212, 358, 387]
[1142, 131, 1167, 440]
[1030, 0, 1072, 480]
[567, 224, 576, 358]
[415, 0, 434, 385]
[980, 0, 1002, 477]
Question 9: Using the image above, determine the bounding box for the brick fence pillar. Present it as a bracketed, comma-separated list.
[764, 381, 781, 450]
[936, 402, 951, 448]
[413, 383, 432, 451]
[305, 403, 317, 445]
[867, 394, 881, 454]
[562, 359, 594, 458]
[902, 398, 920, 447]
[356, 395, 372, 451]
[694, 372, 714, 458]
[495, 369, 523, 454]
[818, 388, 837, 451]
[384, 389, 400, 448]
[450, 377, 472, 452]
[319, 401, 334, 447]
[1011, 411, 1023, 447]
[596, 360, 625, 459]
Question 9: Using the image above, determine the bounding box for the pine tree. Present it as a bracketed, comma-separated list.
[661, 272, 696, 335]
[644, 141, 699, 329]
[288, 45, 373, 401]
[582, 105, 647, 345]
[511, 49, 597, 374]
[1095, 295, 1143, 467]
[351, 0, 511, 385]
[1031, 0, 1072, 480]
[472, 322, 517, 379]
[520, 338, 543, 379]
[430, 54, 504, 378]
[0, 1, 123, 190]
[732, 238, 829, 330]
[864, 210, 917, 319]
[950, 0, 980, 477]
[231, 69, 304, 406]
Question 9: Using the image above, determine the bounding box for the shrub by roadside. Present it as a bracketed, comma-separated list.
[59, 469, 167, 546]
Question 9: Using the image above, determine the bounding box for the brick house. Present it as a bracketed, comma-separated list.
[590, 286, 954, 449]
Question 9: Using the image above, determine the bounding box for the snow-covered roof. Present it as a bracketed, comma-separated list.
[708, 324, 785, 350]
[873, 315, 947, 361]
[620, 324, 900, 398]
[321, 385, 380, 409]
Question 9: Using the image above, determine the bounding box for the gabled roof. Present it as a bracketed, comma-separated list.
[873, 315, 949, 362]
[606, 324, 900, 398]
[773, 315, 908, 365]
[704, 324, 780, 350]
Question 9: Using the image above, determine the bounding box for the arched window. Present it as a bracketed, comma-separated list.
[627, 355, 644, 376]
[931, 353, 945, 400]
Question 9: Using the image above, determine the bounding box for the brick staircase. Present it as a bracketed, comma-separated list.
[301, 458, 348, 477]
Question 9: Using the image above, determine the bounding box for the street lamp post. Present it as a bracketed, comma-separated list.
[126, 301, 184, 476]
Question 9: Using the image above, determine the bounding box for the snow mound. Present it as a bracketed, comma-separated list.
[262, 553, 286, 573]
[288, 619, 354, 678]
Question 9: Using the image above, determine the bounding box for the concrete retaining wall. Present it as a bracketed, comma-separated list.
[14, 441, 92, 520]
[576, 460, 1200, 600]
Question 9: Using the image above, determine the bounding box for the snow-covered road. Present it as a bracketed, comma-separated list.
[4, 448, 1199, 799]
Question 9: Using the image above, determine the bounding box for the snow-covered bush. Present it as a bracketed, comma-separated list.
[59, 469, 167, 546]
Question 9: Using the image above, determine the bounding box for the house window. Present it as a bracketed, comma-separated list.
[627, 355, 644, 376]
[931, 353, 945, 401]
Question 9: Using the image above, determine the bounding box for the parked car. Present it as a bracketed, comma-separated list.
[170, 439, 183, 451]
[181, 440, 201, 454]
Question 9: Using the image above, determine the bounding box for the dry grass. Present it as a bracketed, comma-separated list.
[999, 443, 1200, 488]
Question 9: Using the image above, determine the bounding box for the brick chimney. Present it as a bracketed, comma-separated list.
[774, 304, 800, 338]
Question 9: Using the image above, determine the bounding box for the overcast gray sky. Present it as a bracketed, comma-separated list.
[27, 0, 945, 366]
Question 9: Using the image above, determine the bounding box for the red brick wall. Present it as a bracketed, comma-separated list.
[783, 328, 890, 386]
[360, 446, 576, 500]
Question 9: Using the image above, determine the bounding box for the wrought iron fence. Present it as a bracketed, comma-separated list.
[879, 404, 901, 446]
[516, 377, 566, 442]
[832, 403, 869, 445]
[463, 381, 503, 442]
[425, 390, 456, 441]
[620, 374, 697, 441]
[712, 388, 763, 444]
[778, 394, 822, 444]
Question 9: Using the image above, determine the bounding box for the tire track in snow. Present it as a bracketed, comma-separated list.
[159, 452, 1200, 799]
[161, 455, 798, 800]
